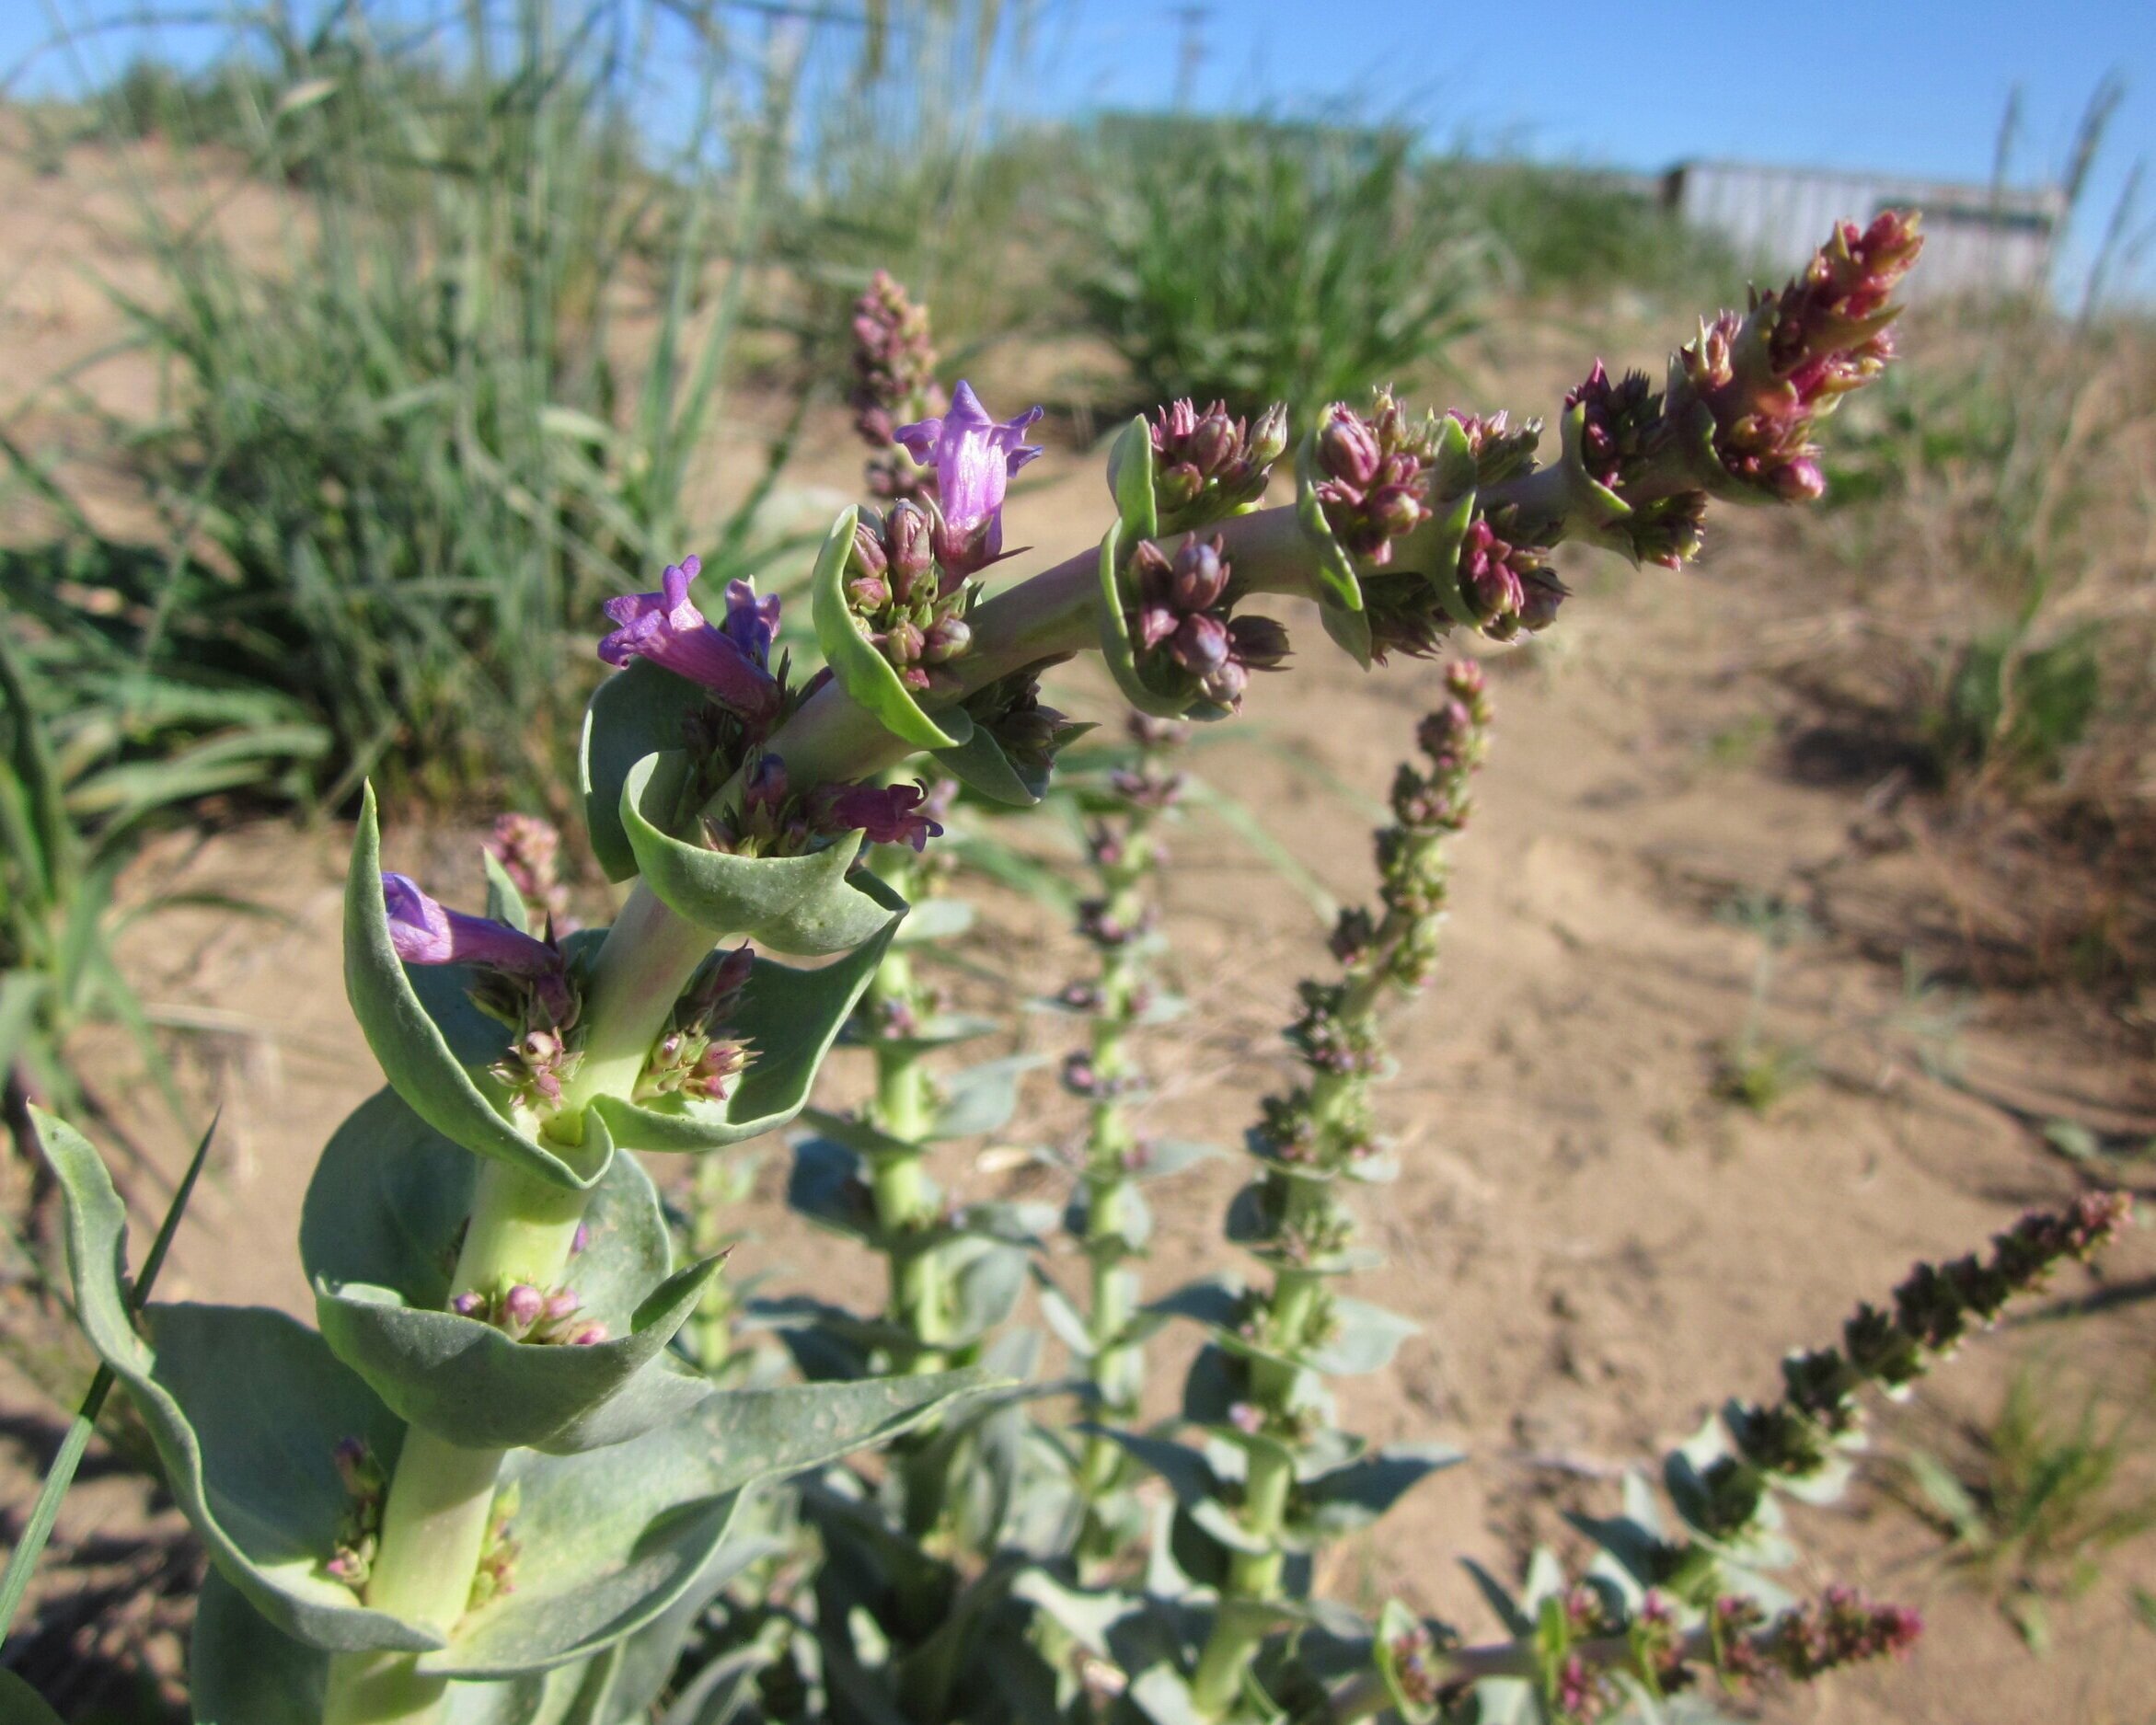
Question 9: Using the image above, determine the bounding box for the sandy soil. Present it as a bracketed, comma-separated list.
[5, 127, 2155, 1724]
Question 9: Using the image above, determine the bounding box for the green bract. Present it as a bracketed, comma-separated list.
[1292, 428, 1372, 665]
[346, 787, 606, 1192]
[619, 752, 898, 956]
[579, 658, 707, 883]
[809, 506, 965, 750]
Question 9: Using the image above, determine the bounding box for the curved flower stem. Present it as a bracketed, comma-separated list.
[559, 502, 1346, 1133]
[321, 1159, 594, 1725]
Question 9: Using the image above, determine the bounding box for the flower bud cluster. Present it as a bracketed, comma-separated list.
[708, 754, 944, 857]
[850, 270, 946, 504]
[1710, 1588, 1921, 1688]
[326, 1437, 387, 1585]
[468, 1484, 521, 1611]
[846, 501, 974, 696]
[486, 813, 571, 931]
[1483, 1585, 1920, 1725]
[1458, 516, 1566, 642]
[449, 1278, 608, 1346]
[1249, 665, 1491, 1196]
[1680, 213, 1921, 503]
[963, 665, 1086, 786]
[1287, 981, 1384, 1075]
[637, 944, 755, 1105]
[1564, 212, 1923, 540]
[382, 869, 586, 1112]
[1373, 663, 1491, 976]
[1130, 533, 1291, 711]
[1311, 391, 1445, 565]
[1447, 409, 1542, 486]
[1148, 397, 1289, 532]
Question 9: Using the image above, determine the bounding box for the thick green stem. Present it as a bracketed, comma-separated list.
[860, 870, 945, 1368]
[321, 1159, 594, 1725]
[554, 888, 711, 1122]
[1188, 1444, 1296, 1718]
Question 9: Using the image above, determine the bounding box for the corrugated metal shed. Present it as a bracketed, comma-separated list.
[1664, 159, 2064, 298]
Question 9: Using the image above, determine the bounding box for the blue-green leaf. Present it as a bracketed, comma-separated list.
[932, 722, 1043, 807]
[927, 1054, 1046, 1141]
[581, 658, 709, 882]
[482, 850, 533, 936]
[1285, 1443, 1463, 1547]
[346, 787, 605, 1192]
[40, 1106, 434, 1654]
[619, 753, 898, 956]
[424, 1369, 1000, 1677]
[314, 1258, 721, 1454]
[299, 1090, 666, 1319]
[809, 507, 963, 750]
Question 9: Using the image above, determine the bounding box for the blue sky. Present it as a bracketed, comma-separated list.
[8, 1, 2152, 298]
[1030, 0, 2155, 297]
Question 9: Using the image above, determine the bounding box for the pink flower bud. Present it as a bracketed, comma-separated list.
[1170, 537, 1229, 612]
[886, 501, 936, 593]
[503, 1283, 544, 1331]
[1156, 462, 1203, 511]
[569, 1323, 607, 1346]
[1367, 485, 1425, 538]
[1186, 409, 1237, 477]
[849, 519, 888, 577]
[922, 615, 972, 664]
[1170, 612, 1229, 673]
[883, 618, 925, 666]
[1319, 408, 1380, 489]
[1771, 457, 1826, 501]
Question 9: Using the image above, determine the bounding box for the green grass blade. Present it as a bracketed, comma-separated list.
[0, 1110, 217, 1647]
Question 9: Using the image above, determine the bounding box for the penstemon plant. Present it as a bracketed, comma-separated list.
[29, 211, 2135, 1725]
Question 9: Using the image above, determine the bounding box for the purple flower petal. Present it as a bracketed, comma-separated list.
[381, 873, 559, 977]
[598, 555, 781, 725]
[894, 380, 1042, 577]
[805, 782, 945, 854]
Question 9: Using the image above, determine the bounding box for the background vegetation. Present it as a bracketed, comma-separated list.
[1, 2, 2151, 1715]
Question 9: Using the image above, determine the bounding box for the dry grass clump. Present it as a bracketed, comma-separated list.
[1786, 301, 2156, 992]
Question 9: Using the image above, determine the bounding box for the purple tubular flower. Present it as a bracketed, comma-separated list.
[805, 781, 946, 853]
[894, 380, 1043, 576]
[599, 555, 782, 726]
[382, 874, 559, 978]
